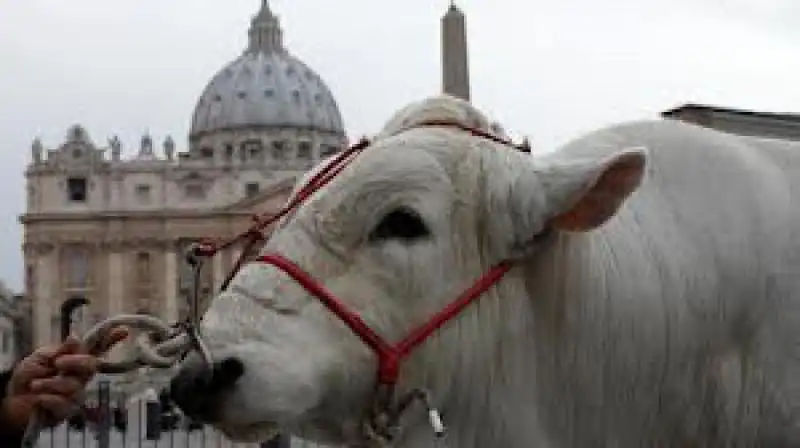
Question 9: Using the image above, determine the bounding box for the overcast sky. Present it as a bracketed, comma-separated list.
[2, 0, 800, 291]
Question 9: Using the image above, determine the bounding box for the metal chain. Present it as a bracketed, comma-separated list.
[20, 243, 213, 447]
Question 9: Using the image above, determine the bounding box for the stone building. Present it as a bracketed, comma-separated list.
[0, 286, 23, 371]
[662, 103, 800, 141]
[20, 1, 347, 349]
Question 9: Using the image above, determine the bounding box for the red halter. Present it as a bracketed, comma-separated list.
[194, 121, 526, 388]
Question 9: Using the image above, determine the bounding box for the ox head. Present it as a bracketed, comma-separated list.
[169, 95, 648, 443]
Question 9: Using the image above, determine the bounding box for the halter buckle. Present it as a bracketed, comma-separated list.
[364, 385, 446, 445]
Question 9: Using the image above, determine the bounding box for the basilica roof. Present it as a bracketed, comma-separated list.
[190, 1, 344, 138]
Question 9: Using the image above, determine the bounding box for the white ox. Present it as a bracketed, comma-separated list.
[170, 95, 800, 447]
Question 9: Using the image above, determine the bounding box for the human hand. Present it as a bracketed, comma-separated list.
[0, 326, 129, 432]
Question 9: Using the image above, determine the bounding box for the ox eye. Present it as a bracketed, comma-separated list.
[369, 208, 430, 242]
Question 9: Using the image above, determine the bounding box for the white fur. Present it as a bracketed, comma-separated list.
[188, 94, 800, 447]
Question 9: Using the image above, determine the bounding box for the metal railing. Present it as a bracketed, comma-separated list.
[33, 380, 327, 448]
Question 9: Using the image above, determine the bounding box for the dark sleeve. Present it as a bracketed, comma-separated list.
[0, 368, 24, 447]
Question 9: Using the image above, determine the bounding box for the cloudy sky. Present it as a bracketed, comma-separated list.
[1, 0, 800, 291]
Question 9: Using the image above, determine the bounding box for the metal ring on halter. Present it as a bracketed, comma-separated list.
[183, 242, 214, 369]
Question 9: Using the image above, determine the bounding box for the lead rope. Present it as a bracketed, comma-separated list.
[20, 243, 215, 448]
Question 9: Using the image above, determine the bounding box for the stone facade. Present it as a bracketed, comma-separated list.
[19, 1, 347, 351]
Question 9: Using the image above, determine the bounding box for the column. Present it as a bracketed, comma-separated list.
[164, 248, 179, 323]
[107, 250, 124, 317]
[33, 246, 56, 347]
[99, 245, 127, 364]
[212, 249, 225, 293]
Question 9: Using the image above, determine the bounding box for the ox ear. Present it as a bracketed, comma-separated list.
[539, 147, 647, 232]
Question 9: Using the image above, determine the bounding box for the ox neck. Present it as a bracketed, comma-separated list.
[395, 232, 600, 447]
[387, 260, 545, 447]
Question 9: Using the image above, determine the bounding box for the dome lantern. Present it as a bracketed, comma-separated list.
[247, 0, 285, 54]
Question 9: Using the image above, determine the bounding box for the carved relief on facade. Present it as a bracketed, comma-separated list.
[99, 237, 173, 252]
[22, 241, 55, 256]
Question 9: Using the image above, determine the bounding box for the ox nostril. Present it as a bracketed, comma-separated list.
[170, 361, 213, 416]
[169, 356, 244, 422]
[209, 357, 245, 391]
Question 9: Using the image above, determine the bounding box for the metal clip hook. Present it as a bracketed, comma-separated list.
[182, 242, 214, 369]
[365, 387, 446, 445]
[396, 389, 446, 438]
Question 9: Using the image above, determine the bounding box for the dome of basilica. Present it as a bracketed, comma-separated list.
[190, 1, 344, 138]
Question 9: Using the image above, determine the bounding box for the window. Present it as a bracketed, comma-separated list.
[185, 184, 205, 199]
[63, 246, 89, 288]
[60, 296, 89, 339]
[320, 145, 340, 158]
[273, 140, 289, 159]
[297, 142, 312, 159]
[66, 177, 87, 202]
[200, 147, 214, 159]
[136, 252, 152, 284]
[135, 184, 151, 202]
[245, 182, 260, 198]
[72, 148, 83, 159]
[225, 145, 234, 161]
